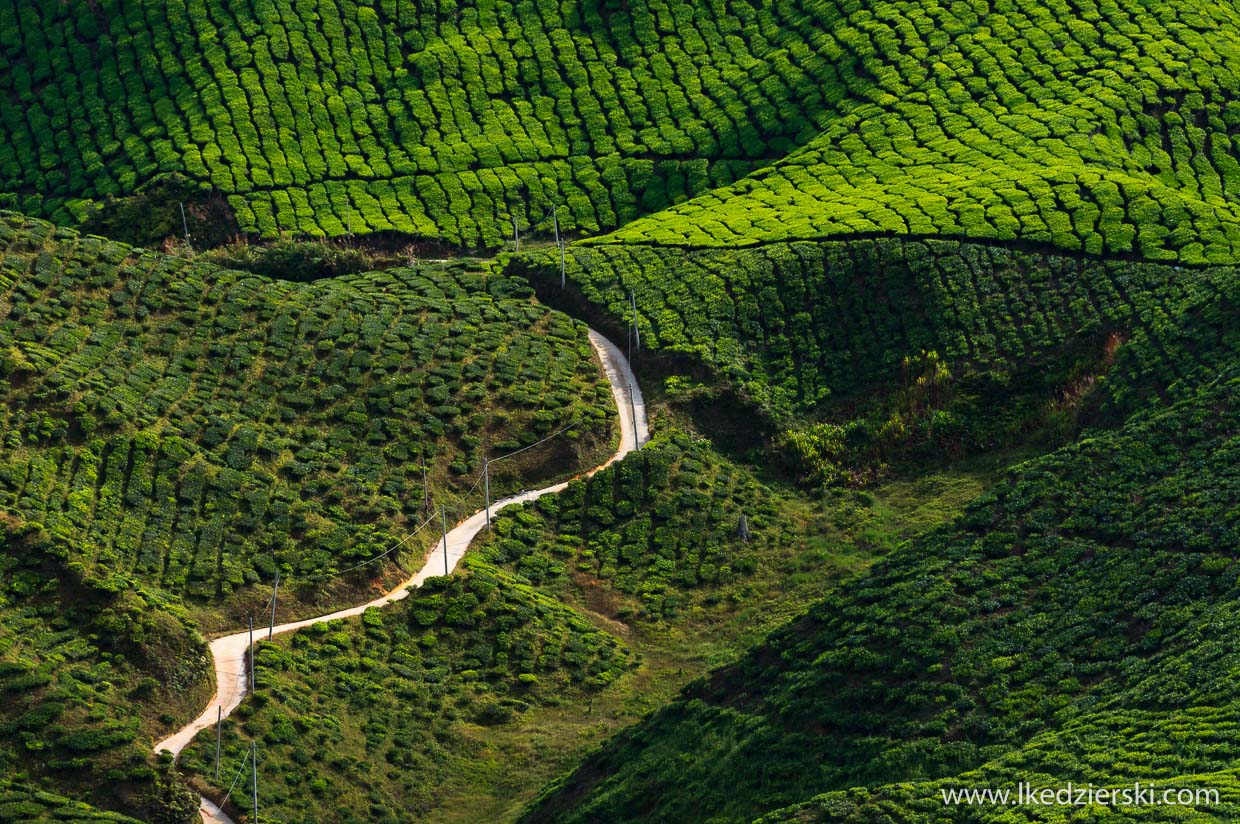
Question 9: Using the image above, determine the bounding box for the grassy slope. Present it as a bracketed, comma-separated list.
[0, 520, 202, 821]
[3, 0, 1240, 264]
[516, 274, 1239, 823]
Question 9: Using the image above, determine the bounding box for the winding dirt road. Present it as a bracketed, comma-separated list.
[154, 329, 648, 823]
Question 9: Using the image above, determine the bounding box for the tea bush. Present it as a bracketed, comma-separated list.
[0, 213, 613, 604]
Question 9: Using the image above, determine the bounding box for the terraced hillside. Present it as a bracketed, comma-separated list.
[599, 0, 1240, 264]
[5, 0, 1240, 263]
[519, 270, 1240, 824]
[0, 0, 822, 245]
[2, 2, 1240, 822]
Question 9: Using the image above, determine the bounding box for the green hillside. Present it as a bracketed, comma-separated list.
[178, 564, 635, 824]
[0, 212, 620, 819]
[519, 235, 1233, 435]
[4, 0, 1240, 263]
[517, 275, 1239, 822]
[176, 422, 998, 823]
[598, 0, 1240, 264]
[0, 519, 203, 821]
[0, 0, 820, 245]
[0, 212, 613, 628]
[2, 1, 1240, 822]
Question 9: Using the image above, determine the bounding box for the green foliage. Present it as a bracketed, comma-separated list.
[178, 565, 635, 823]
[474, 431, 797, 621]
[0, 213, 613, 607]
[596, 0, 1240, 264]
[8, 0, 1238, 260]
[518, 364, 1240, 823]
[0, 777, 144, 822]
[0, 519, 207, 822]
[0, 0, 796, 245]
[520, 238, 1236, 426]
[198, 237, 376, 281]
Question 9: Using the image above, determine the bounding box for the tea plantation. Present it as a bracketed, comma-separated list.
[2, 0, 1240, 822]
[4, 0, 1240, 263]
[0, 212, 620, 818]
[519, 235, 1237, 429]
[177, 564, 635, 824]
[177, 418, 997, 822]
[0, 777, 146, 823]
[517, 276, 1240, 822]
[0, 517, 204, 820]
[0, 213, 613, 622]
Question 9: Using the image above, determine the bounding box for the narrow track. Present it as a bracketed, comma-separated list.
[154, 330, 648, 823]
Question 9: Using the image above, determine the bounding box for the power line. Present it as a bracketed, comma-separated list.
[488, 419, 580, 465]
[217, 751, 250, 807]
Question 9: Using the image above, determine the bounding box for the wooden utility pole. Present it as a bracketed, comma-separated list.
[553, 205, 565, 288]
[628, 381, 639, 446]
[267, 570, 279, 640]
[441, 505, 449, 576]
[630, 291, 641, 350]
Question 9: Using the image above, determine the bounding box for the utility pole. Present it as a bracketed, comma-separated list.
[247, 617, 254, 694]
[630, 291, 641, 350]
[179, 202, 191, 249]
[251, 742, 259, 824]
[511, 214, 520, 252]
[553, 205, 565, 288]
[268, 570, 279, 640]
[441, 504, 449, 576]
[628, 381, 639, 447]
[214, 707, 222, 780]
[484, 457, 491, 526]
